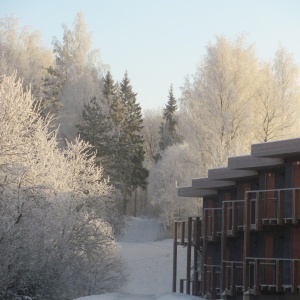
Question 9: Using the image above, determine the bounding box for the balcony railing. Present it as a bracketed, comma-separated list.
[246, 188, 300, 230]
[223, 260, 244, 296]
[245, 258, 300, 295]
[223, 200, 244, 236]
[204, 208, 222, 241]
[203, 264, 221, 298]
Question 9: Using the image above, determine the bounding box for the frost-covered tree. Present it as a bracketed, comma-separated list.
[180, 35, 260, 168]
[0, 15, 53, 100]
[148, 143, 201, 231]
[254, 47, 300, 142]
[180, 37, 300, 170]
[0, 74, 125, 300]
[44, 12, 106, 142]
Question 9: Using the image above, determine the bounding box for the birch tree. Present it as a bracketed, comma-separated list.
[0, 15, 53, 100]
[180, 35, 259, 167]
[44, 12, 107, 142]
[254, 47, 300, 142]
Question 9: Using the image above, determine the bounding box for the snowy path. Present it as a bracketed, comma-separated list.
[75, 217, 198, 300]
[119, 217, 186, 295]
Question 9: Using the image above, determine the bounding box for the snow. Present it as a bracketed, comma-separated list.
[75, 292, 200, 300]
[74, 217, 199, 300]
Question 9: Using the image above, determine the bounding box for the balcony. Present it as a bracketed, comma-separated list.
[245, 258, 300, 295]
[223, 261, 243, 296]
[222, 200, 244, 237]
[246, 188, 300, 231]
[204, 208, 222, 242]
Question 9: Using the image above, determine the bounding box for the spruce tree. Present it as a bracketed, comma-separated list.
[78, 71, 148, 215]
[159, 84, 181, 152]
[117, 72, 148, 213]
[77, 97, 111, 159]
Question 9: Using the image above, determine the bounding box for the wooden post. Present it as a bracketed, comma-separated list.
[221, 202, 226, 292]
[172, 222, 178, 292]
[133, 188, 137, 217]
[193, 217, 200, 295]
[211, 266, 216, 299]
[254, 259, 260, 295]
[243, 192, 250, 292]
[276, 260, 282, 292]
[186, 217, 192, 294]
[181, 221, 185, 245]
[180, 279, 184, 293]
[233, 201, 237, 236]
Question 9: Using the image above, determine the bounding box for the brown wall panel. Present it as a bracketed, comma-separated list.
[264, 234, 274, 284]
[293, 162, 300, 218]
[265, 172, 276, 219]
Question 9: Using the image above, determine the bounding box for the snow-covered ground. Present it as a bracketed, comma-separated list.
[75, 217, 199, 300]
[75, 292, 200, 300]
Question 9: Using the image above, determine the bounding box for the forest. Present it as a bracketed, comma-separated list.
[1, 11, 300, 300]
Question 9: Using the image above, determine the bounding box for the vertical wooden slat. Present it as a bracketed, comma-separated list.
[256, 192, 261, 230]
[276, 260, 282, 292]
[221, 202, 226, 292]
[264, 234, 274, 285]
[232, 202, 237, 236]
[243, 192, 250, 291]
[213, 209, 217, 240]
[172, 222, 178, 292]
[292, 260, 296, 293]
[293, 163, 300, 223]
[186, 217, 192, 295]
[254, 259, 260, 295]
[181, 221, 185, 245]
[193, 218, 199, 296]
[180, 279, 184, 293]
[265, 172, 276, 219]
[211, 266, 216, 299]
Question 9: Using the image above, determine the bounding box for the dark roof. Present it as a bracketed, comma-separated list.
[208, 167, 257, 180]
[228, 155, 283, 170]
[177, 137, 300, 198]
[251, 138, 300, 158]
[178, 186, 217, 197]
[192, 177, 235, 189]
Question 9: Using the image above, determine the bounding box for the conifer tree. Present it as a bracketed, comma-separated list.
[77, 97, 111, 159]
[78, 71, 148, 214]
[159, 85, 181, 152]
[103, 71, 116, 111]
[115, 72, 148, 213]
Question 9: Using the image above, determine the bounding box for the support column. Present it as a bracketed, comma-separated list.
[186, 217, 192, 294]
[172, 221, 178, 292]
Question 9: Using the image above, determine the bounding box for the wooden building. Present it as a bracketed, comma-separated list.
[173, 138, 300, 299]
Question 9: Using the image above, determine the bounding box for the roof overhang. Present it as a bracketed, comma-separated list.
[178, 186, 218, 198]
[191, 178, 236, 189]
[208, 167, 257, 180]
[228, 155, 283, 170]
[251, 138, 300, 158]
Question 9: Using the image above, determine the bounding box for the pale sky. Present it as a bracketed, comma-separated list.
[1, 0, 300, 111]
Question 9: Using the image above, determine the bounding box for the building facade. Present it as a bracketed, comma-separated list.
[174, 138, 300, 299]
